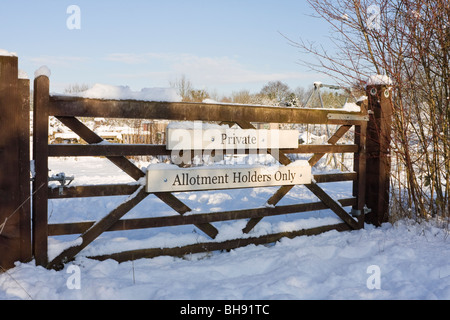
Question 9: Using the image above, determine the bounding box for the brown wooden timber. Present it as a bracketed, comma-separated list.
[47, 143, 358, 158]
[48, 184, 141, 199]
[305, 182, 360, 230]
[49, 96, 368, 125]
[32, 75, 50, 267]
[0, 56, 22, 269]
[87, 222, 352, 263]
[48, 144, 171, 157]
[48, 198, 357, 236]
[353, 99, 368, 228]
[18, 78, 32, 262]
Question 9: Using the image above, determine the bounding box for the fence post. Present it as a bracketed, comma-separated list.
[365, 83, 393, 226]
[32, 74, 50, 267]
[352, 98, 367, 228]
[18, 77, 32, 263]
[0, 55, 31, 270]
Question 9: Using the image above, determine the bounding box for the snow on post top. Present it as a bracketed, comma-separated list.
[34, 66, 51, 78]
[18, 70, 29, 80]
[64, 83, 183, 102]
[367, 74, 393, 86]
[0, 49, 17, 57]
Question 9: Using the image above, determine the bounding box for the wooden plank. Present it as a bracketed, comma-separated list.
[284, 144, 358, 154]
[48, 144, 171, 157]
[55, 116, 103, 143]
[155, 194, 216, 238]
[48, 198, 357, 235]
[88, 223, 352, 263]
[48, 184, 140, 199]
[153, 193, 192, 215]
[352, 100, 368, 227]
[32, 75, 50, 267]
[314, 172, 357, 183]
[18, 78, 32, 262]
[0, 56, 21, 270]
[305, 182, 360, 230]
[49, 96, 369, 125]
[47, 187, 149, 270]
[48, 143, 358, 158]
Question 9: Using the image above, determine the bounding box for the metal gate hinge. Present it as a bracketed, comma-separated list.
[351, 205, 372, 217]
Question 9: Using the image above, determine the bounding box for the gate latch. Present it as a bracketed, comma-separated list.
[49, 172, 75, 195]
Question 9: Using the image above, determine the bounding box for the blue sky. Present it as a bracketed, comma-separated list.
[1, 0, 334, 95]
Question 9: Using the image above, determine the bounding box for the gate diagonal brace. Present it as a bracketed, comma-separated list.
[47, 186, 149, 270]
[305, 182, 360, 230]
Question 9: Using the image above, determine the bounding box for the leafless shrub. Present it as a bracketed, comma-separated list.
[290, 0, 449, 220]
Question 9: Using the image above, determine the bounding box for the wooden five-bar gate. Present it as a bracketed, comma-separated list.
[0, 55, 393, 271]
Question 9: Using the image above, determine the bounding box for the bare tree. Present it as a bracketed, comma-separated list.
[290, 0, 449, 220]
[169, 75, 193, 102]
[189, 89, 210, 102]
[64, 83, 90, 94]
[260, 81, 294, 105]
[231, 90, 253, 104]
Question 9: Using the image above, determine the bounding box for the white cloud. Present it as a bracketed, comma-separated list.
[29, 55, 90, 67]
[104, 53, 168, 64]
[105, 52, 315, 90]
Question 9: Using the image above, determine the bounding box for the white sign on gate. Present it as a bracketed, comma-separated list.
[146, 161, 311, 193]
[166, 125, 299, 150]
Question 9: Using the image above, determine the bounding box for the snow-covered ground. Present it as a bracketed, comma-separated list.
[1, 157, 449, 300]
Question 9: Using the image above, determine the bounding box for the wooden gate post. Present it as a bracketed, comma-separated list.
[0, 54, 31, 270]
[365, 83, 393, 226]
[32, 74, 50, 267]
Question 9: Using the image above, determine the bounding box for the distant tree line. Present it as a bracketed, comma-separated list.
[169, 74, 352, 108]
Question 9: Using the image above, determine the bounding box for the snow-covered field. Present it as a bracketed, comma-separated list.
[1, 157, 449, 300]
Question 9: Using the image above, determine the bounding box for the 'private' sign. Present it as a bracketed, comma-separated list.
[166, 126, 299, 150]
